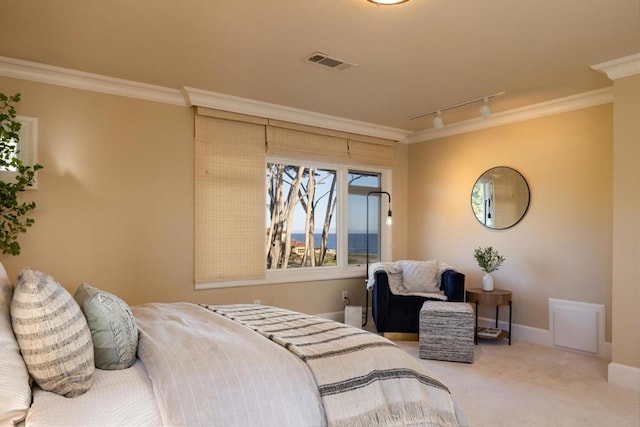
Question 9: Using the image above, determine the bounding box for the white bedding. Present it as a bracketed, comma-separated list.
[26, 360, 162, 427]
[15, 302, 463, 427]
[133, 302, 326, 427]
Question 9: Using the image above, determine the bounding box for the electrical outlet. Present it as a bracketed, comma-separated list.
[341, 291, 349, 304]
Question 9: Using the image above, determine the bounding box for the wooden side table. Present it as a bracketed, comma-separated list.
[465, 288, 512, 345]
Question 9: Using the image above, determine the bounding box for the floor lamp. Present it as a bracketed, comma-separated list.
[363, 190, 392, 327]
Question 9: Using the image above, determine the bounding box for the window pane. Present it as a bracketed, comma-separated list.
[266, 163, 337, 269]
[348, 171, 381, 265]
[348, 171, 380, 188]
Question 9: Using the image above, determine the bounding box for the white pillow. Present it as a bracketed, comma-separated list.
[0, 263, 31, 425]
[11, 268, 95, 397]
[400, 260, 442, 293]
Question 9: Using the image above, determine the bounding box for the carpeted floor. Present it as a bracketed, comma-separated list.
[396, 340, 639, 427]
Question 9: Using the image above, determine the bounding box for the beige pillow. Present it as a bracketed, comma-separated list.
[400, 260, 442, 293]
[0, 264, 31, 424]
[11, 268, 94, 397]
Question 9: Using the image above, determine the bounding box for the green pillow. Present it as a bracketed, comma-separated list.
[75, 283, 138, 370]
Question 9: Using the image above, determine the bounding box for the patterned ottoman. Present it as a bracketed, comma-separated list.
[419, 301, 474, 363]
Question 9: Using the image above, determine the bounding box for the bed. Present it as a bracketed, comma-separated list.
[1, 267, 465, 427]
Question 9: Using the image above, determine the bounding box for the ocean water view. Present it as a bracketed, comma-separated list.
[289, 233, 378, 254]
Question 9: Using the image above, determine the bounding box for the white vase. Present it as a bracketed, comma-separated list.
[482, 272, 494, 292]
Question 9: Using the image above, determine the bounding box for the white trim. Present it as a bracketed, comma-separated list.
[195, 266, 365, 290]
[407, 88, 613, 143]
[0, 55, 623, 143]
[591, 53, 640, 80]
[608, 362, 640, 392]
[1, 115, 39, 189]
[477, 316, 611, 360]
[182, 86, 410, 142]
[0, 56, 185, 106]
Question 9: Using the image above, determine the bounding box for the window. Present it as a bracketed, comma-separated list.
[193, 107, 394, 288]
[348, 171, 381, 265]
[0, 116, 38, 188]
[265, 160, 388, 277]
[266, 163, 337, 269]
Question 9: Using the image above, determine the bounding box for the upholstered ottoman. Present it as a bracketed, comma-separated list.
[419, 301, 474, 363]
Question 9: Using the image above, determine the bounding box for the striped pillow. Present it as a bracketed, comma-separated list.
[10, 268, 94, 397]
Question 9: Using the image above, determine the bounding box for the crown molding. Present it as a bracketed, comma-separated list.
[407, 87, 613, 143]
[0, 56, 185, 106]
[182, 87, 411, 142]
[591, 53, 640, 80]
[0, 56, 409, 141]
[0, 55, 620, 144]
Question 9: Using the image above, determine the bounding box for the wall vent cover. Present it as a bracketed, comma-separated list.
[305, 52, 356, 71]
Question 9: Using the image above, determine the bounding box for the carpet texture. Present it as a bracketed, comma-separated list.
[397, 340, 638, 427]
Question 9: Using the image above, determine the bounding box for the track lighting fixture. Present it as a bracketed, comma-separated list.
[410, 91, 505, 129]
[479, 98, 492, 119]
[433, 111, 444, 129]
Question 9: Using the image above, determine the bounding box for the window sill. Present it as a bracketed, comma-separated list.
[195, 265, 366, 290]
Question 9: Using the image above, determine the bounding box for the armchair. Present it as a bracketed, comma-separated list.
[371, 268, 465, 334]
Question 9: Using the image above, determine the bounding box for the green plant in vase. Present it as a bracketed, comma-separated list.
[473, 246, 505, 291]
[0, 93, 43, 256]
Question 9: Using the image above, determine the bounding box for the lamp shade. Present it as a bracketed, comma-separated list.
[367, 0, 409, 4]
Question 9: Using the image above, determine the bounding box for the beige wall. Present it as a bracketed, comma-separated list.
[407, 105, 614, 339]
[1, 73, 627, 352]
[0, 76, 409, 315]
[391, 142, 409, 260]
[611, 74, 640, 368]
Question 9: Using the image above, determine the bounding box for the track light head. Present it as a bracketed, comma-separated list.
[480, 98, 492, 119]
[410, 91, 504, 123]
[433, 111, 444, 129]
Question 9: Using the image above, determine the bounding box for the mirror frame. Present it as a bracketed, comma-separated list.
[471, 166, 530, 230]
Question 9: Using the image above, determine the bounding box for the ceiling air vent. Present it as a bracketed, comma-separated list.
[305, 52, 356, 71]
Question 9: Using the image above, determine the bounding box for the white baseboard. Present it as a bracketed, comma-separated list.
[477, 316, 612, 360]
[608, 362, 640, 392]
[319, 311, 616, 360]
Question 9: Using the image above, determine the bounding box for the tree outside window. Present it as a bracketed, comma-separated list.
[266, 163, 383, 271]
[266, 163, 337, 269]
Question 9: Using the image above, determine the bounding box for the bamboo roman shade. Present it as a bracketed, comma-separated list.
[266, 119, 394, 167]
[194, 107, 395, 285]
[195, 113, 266, 284]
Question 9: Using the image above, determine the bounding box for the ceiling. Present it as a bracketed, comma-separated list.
[1, 0, 639, 134]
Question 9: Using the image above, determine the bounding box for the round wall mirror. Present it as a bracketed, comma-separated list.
[471, 166, 530, 230]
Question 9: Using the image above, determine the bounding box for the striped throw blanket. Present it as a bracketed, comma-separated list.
[205, 304, 460, 427]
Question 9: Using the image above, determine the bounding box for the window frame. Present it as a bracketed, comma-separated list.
[0, 115, 39, 189]
[196, 157, 392, 289]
